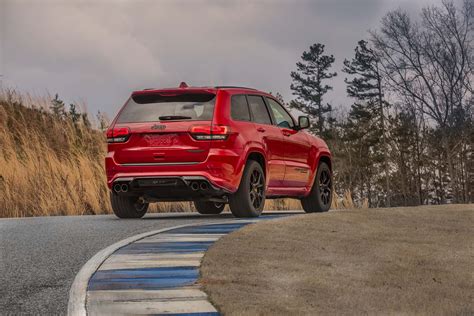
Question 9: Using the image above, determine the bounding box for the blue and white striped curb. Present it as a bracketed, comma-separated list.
[69, 215, 290, 316]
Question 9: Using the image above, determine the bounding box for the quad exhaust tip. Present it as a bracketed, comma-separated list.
[199, 182, 209, 190]
[189, 181, 209, 191]
[113, 183, 129, 193]
[113, 179, 213, 193]
[113, 183, 122, 193]
[121, 184, 129, 192]
[190, 182, 200, 191]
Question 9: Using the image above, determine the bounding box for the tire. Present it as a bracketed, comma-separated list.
[301, 162, 332, 213]
[229, 160, 265, 218]
[194, 201, 225, 215]
[110, 193, 149, 219]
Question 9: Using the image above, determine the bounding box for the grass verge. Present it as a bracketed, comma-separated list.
[200, 204, 474, 315]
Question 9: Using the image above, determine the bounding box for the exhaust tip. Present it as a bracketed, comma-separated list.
[200, 182, 209, 191]
[121, 184, 129, 193]
[190, 182, 199, 191]
[113, 183, 122, 193]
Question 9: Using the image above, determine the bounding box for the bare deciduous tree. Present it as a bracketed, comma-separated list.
[371, 0, 473, 203]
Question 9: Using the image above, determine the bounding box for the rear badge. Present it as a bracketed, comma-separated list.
[144, 133, 179, 146]
[151, 124, 166, 130]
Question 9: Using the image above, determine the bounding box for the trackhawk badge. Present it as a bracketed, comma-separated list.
[151, 124, 166, 130]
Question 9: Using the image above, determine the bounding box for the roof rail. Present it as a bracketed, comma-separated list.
[214, 86, 257, 90]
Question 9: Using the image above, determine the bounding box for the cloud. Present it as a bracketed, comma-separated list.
[1, 0, 443, 116]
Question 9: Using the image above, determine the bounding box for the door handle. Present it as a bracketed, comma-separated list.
[282, 131, 291, 137]
[257, 127, 266, 133]
[153, 153, 165, 160]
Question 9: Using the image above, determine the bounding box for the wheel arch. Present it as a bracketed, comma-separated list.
[318, 154, 332, 172]
[305, 149, 332, 194]
[246, 151, 267, 176]
[229, 149, 266, 218]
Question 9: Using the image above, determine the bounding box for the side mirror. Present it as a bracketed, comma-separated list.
[298, 116, 310, 130]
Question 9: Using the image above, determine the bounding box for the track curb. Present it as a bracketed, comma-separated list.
[67, 219, 260, 316]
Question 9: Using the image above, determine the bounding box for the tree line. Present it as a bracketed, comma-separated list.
[288, 0, 473, 206]
[49, 93, 109, 131]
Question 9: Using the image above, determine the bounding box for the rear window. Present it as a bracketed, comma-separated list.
[117, 93, 216, 123]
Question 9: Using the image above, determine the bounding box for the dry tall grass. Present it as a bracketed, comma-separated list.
[0, 90, 356, 218]
[0, 91, 109, 217]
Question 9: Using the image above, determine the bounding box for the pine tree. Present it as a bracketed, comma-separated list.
[390, 106, 421, 205]
[290, 43, 337, 137]
[342, 100, 382, 206]
[342, 40, 391, 206]
[68, 103, 81, 123]
[50, 94, 66, 118]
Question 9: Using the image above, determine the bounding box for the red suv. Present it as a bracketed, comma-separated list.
[106, 83, 332, 218]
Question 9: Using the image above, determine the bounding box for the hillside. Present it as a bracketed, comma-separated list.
[0, 91, 109, 217]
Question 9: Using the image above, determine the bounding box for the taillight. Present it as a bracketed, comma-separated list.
[189, 124, 231, 140]
[106, 127, 130, 143]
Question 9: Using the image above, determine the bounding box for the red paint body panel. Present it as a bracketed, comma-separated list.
[105, 86, 331, 198]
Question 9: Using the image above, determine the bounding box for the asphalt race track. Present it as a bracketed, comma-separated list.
[0, 211, 299, 314]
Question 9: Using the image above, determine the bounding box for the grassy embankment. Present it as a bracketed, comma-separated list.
[2, 91, 351, 217]
[1, 91, 109, 217]
[201, 204, 474, 315]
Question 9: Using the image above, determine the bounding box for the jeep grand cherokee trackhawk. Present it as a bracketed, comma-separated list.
[105, 83, 332, 218]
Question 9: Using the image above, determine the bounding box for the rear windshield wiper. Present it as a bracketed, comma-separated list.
[158, 115, 192, 120]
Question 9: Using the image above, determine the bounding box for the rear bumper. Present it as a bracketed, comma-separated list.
[111, 176, 229, 201]
[105, 148, 244, 193]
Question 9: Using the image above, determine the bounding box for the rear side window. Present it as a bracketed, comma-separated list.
[117, 93, 215, 123]
[231, 95, 251, 121]
[247, 95, 272, 125]
[266, 98, 294, 128]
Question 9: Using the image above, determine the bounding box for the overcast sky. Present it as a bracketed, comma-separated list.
[1, 0, 441, 117]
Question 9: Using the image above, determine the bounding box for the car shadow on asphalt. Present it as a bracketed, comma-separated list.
[140, 211, 302, 221]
